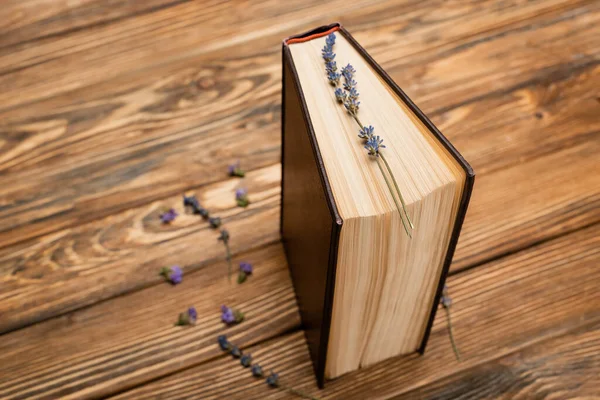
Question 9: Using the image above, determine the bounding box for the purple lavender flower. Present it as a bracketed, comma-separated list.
[341, 63, 356, 80]
[160, 265, 183, 285]
[344, 98, 360, 115]
[240, 262, 253, 275]
[221, 305, 235, 324]
[160, 208, 178, 224]
[327, 71, 341, 86]
[325, 33, 336, 47]
[334, 88, 346, 103]
[325, 60, 337, 73]
[228, 161, 245, 177]
[358, 125, 375, 140]
[321, 47, 335, 62]
[221, 305, 244, 325]
[343, 79, 357, 92]
[237, 261, 252, 284]
[347, 87, 359, 100]
[235, 188, 250, 208]
[175, 306, 197, 326]
[365, 135, 385, 156]
[441, 284, 452, 308]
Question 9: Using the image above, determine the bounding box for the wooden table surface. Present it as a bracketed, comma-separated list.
[1, 0, 599, 398]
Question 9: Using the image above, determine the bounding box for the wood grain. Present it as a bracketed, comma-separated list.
[0, 0, 597, 250]
[392, 321, 600, 399]
[0, 0, 598, 398]
[0, 242, 300, 400]
[0, 65, 597, 334]
[0, 164, 282, 334]
[108, 224, 600, 399]
[0, 0, 186, 50]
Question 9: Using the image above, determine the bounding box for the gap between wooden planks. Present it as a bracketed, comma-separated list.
[0, 0, 597, 250]
[102, 223, 600, 399]
[0, 65, 598, 335]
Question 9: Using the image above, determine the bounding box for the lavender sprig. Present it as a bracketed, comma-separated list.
[217, 335, 320, 400]
[322, 33, 413, 237]
[441, 285, 461, 361]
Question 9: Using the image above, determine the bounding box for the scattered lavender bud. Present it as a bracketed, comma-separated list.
[266, 372, 280, 388]
[334, 88, 346, 103]
[228, 161, 245, 177]
[237, 271, 247, 284]
[441, 284, 452, 308]
[239, 262, 253, 275]
[358, 125, 375, 140]
[341, 63, 356, 80]
[159, 265, 183, 285]
[327, 71, 341, 86]
[183, 194, 209, 218]
[217, 335, 231, 351]
[325, 33, 336, 47]
[235, 188, 250, 208]
[364, 135, 385, 156]
[183, 194, 199, 208]
[160, 208, 178, 224]
[344, 98, 360, 115]
[209, 216, 222, 229]
[240, 354, 252, 367]
[230, 345, 242, 358]
[251, 364, 264, 377]
[221, 305, 244, 325]
[175, 306, 197, 326]
[218, 229, 230, 244]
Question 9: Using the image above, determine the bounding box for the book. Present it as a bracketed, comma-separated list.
[280, 23, 474, 387]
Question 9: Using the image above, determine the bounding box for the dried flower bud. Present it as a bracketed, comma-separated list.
[327, 71, 341, 86]
[266, 372, 279, 388]
[334, 88, 346, 103]
[341, 63, 356, 80]
[175, 306, 197, 326]
[364, 135, 385, 156]
[217, 335, 231, 351]
[160, 208, 178, 224]
[441, 284, 452, 308]
[344, 98, 360, 115]
[235, 188, 250, 208]
[228, 161, 245, 177]
[240, 354, 252, 367]
[230, 345, 242, 358]
[159, 265, 183, 285]
[325, 33, 336, 47]
[358, 125, 374, 140]
[237, 271, 247, 284]
[218, 229, 230, 244]
[209, 216, 222, 229]
[251, 364, 264, 377]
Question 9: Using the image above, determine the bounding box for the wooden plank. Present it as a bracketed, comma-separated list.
[0, 0, 185, 50]
[391, 322, 600, 399]
[106, 224, 600, 400]
[0, 1, 597, 250]
[0, 74, 598, 334]
[0, 164, 281, 334]
[0, 242, 300, 400]
[0, 0, 383, 109]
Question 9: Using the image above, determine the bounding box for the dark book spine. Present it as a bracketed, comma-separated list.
[281, 38, 342, 388]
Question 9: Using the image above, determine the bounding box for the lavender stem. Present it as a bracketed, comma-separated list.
[376, 157, 412, 237]
[445, 306, 461, 361]
[224, 242, 232, 282]
[380, 152, 414, 230]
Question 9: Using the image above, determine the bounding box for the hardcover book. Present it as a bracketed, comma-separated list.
[280, 23, 474, 387]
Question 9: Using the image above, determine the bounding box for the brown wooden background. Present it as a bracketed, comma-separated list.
[0, 0, 599, 399]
